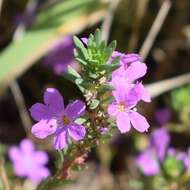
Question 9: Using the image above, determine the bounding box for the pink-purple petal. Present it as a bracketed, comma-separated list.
[81, 37, 88, 45]
[135, 83, 151, 102]
[68, 124, 86, 141]
[136, 148, 160, 176]
[29, 167, 50, 184]
[112, 77, 129, 103]
[108, 104, 118, 117]
[53, 130, 68, 150]
[65, 100, 86, 120]
[9, 147, 20, 162]
[13, 162, 27, 177]
[129, 111, 150, 132]
[116, 112, 131, 133]
[125, 62, 147, 82]
[29, 103, 52, 121]
[31, 119, 57, 139]
[20, 139, 34, 154]
[34, 151, 49, 165]
[44, 88, 64, 114]
[123, 53, 141, 64]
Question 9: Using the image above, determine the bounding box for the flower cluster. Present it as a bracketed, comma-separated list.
[108, 52, 151, 133]
[136, 109, 190, 177]
[24, 30, 152, 186]
[136, 127, 170, 176]
[9, 139, 50, 184]
[29, 30, 151, 153]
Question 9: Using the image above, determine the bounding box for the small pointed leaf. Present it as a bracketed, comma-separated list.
[89, 99, 100, 109]
[68, 66, 81, 78]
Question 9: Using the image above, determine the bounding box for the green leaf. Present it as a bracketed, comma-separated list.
[99, 60, 120, 72]
[163, 156, 183, 178]
[75, 57, 88, 66]
[105, 40, 117, 60]
[99, 41, 107, 52]
[75, 117, 87, 125]
[89, 72, 99, 79]
[88, 34, 95, 47]
[98, 84, 115, 93]
[94, 29, 101, 45]
[68, 66, 81, 78]
[74, 78, 85, 92]
[73, 36, 89, 60]
[89, 99, 100, 109]
[75, 78, 83, 85]
[63, 73, 76, 83]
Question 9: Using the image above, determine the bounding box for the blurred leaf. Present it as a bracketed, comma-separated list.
[37, 178, 74, 190]
[0, 180, 3, 190]
[129, 180, 144, 189]
[34, 0, 98, 29]
[163, 156, 183, 178]
[171, 85, 190, 112]
[0, 0, 106, 89]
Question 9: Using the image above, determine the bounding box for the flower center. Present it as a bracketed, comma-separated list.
[62, 115, 70, 125]
[118, 102, 126, 112]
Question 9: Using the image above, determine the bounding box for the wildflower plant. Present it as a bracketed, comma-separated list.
[135, 111, 190, 190]
[9, 139, 50, 184]
[27, 29, 151, 188]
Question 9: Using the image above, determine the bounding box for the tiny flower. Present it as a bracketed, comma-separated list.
[108, 78, 150, 133]
[151, 127, 170, 161]
[136, 148, 160, 176]
[100, 127, 109, 135]
[74, 154, 87, 165]
[167, 148, 185, 161]
[155, 108, 171, 126]
[9, 139, 50, 184]
[43, 37, 77, 75]
[29, 88, 86, 150]
[184, 147, 190, 170]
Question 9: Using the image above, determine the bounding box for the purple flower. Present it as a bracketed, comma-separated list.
[110, 55, 151, 103]
[43, 37, 77, 75]
[108, 78, 150, 133]
[151, 127, 170, 161]
[100, 127, 109, 135]
[167, 148, 185, 161]
[9, 139, 49, 184]
[136, 148, 160, 176]
[29, 88, 86, 150]
[112, 61, 147, 83]
[81, 37, 88, 45]
[110, 51, 141, 65]
[184, 148, 190, 170]
[155, 108, 171, 126]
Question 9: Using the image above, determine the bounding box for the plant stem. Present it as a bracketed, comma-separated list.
[140, 0, 172, 61]
[0, 158, 10, 190]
